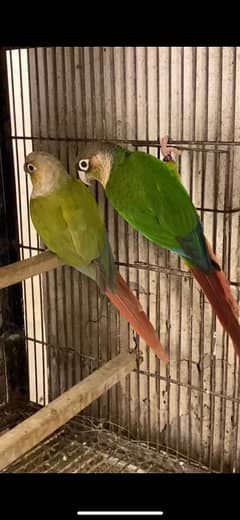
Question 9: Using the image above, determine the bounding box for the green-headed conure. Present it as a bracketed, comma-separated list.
[76, 137, 240, 358]
[24, 152, 168, 363]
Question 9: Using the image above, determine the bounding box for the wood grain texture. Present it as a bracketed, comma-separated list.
[0, 350, 141, 471]
[0, 251, 63, 290]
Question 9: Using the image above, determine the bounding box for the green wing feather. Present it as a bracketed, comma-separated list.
[30, 178, 116, 290]
[106, 149, 213, 272]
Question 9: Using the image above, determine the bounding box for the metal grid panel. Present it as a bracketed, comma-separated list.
[6, 49, 47, 406]
[1, 410, 208, 473]
[0, 341, 7, 405]
[5, 47, 240, 472]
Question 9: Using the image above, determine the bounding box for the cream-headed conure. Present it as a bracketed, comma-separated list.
[24, 152, 168, 363]
[76, 137, 240, 358]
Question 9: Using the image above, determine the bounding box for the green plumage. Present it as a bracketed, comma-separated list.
[104, 146, 214, 273]
[30, 179, 103, 267]
[30, 175, 116, 291]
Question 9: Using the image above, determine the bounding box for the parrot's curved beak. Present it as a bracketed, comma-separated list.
[77, 169, 91, 186]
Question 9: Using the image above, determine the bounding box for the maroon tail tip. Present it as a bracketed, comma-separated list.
[105, 272, 169, 364]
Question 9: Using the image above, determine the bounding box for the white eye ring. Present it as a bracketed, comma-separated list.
[26, 163, 36, 174]
[79, 159, 89, 171]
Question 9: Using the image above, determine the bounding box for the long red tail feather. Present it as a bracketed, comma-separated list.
[105, 272, 169, 363]
[190, 239, 240, 356]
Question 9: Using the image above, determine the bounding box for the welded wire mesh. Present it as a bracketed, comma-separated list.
[3, 47, 240, 472]
[0, 407, 209, 473]
[0, 342, 7, 405]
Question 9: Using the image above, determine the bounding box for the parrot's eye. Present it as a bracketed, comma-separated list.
[26, 163, 36, 174]
[79, 159, 89, 171]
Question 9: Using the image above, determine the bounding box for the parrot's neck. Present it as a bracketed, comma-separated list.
[100, 146, 128, 188]
[90, 151, 113, 188]
[88, 145, 127, 189]
[31, 172, 68, 199]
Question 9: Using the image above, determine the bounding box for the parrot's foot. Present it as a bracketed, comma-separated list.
[160, 135, 181, 162]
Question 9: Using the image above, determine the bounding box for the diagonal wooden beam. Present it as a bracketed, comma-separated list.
[0, 350, 141, 471]
[0, 251, 63, 290]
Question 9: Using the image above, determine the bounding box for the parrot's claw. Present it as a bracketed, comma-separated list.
[160, 135, 182, 162]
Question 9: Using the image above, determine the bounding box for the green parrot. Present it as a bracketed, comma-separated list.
[76, 137, 240, 357]
[24, 152, 168, 363]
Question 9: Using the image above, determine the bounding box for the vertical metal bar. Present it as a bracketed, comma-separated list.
[187, 46, 197, 463]
[38, 48, 48, 404]
[52, 48, 61, 157]
[226, 55, 238, 474]
[208, 48, 223, 472]
[198, 148, 206, 469]
[25, 48, 39, 402]
[54, 267, 61, 398]
[42, 48, 60, 401]
[0, 47, 28, 401]
[144, 46, 151, 445]
[198, 47, 209, 469]
[8, 50, 30, 395]
[118, 46, 128, 437]
[68, 57, 77, 392]
[164, 45, 172, 454]
[42, 47, 50, 143]
[19, 55, 36, 305]
[168, 47, 172, 138]
[70, 46, 78, 147]
[219, 149, 233, 472]
[99, 46, 110, 421]
[122, 47, 128, 143]
[44, 270, 52, 401]
[122, 46, 132, 438]
[175, 46, 185, 461]
[110, 46, 120, 430]
[89, 47, 97, 139]
[229, 48, 239, 472]
[32, 47, 43, 147]
[110, 47, 117, 140]
[78, 47, 87, 140]
[62, 268, 68, 392]
[155, 46, 161, 450]
[133, 46, 141, 440]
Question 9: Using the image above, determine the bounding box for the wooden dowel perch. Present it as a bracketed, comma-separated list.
[0, 350, 141, 471]
[0, 250, 63, 290]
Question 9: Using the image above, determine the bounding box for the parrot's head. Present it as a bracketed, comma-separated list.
[24, 151, 68, 197]
[76, 141, 121, 188]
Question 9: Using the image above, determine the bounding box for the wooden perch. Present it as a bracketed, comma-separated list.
[0, 350, 141, 471]
[0, 250, 63, 290]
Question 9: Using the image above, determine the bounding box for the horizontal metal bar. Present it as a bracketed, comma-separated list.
[25, 335, 99, 361]
[195, 207, 240, 214]
[2, 135, 234, 152]
[138, 369, 240, 405]
[1, 252, 238, 291]
[116, 261, 240, 288]
[19, 244, 45, 252]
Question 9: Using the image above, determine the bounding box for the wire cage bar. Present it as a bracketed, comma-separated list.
[0, 48, 28, 404]
[0, 46, 240, 473]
